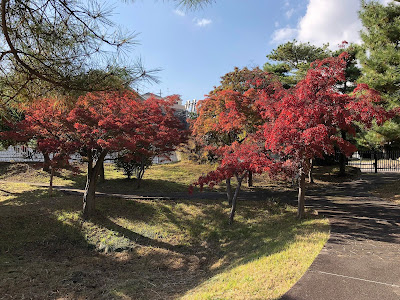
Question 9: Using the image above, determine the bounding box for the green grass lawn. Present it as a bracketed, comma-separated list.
[0, 162, 330, 300]
[0, 161, 294, 195]
[0, 161, 213, 194]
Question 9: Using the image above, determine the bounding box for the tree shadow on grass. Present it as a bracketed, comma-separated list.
[0, 189, 87, 246]
[54, 170, 87, 188]
[95, 178, 191, 195]
[312, 165, 361, 183]
[0, 162, 31, 177]
[90, 196, 328, 299]
[55, 174, 196, 195]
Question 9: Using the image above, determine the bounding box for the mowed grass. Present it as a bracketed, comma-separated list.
[99, 160, 220, 194]
[0, 178, 329, 299]
[0, 161, 293, 195]
[373, 180, 400, 204]
[0, 161, 216, 193]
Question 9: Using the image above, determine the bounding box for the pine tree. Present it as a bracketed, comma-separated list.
[263, 40, 331, 88]
[357, 0, 400, 149]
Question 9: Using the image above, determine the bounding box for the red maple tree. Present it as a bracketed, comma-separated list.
[193, 53, 388, 221]
[191, 75, 277, 223]
[259, 53, 388, 218]
[3, 91, 187, 217]
[2, 98, 79, 196]
[193, 139, 270, 224]
[68, 91, 187, 218]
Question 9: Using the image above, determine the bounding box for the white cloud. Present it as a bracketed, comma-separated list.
[286, 8, 295, 19]
[272, 26, 298, 44]
[173, 9, 185, 17]
[272, 0, 391, 48]
[275, 21, 280, 28]
[194, 18, 212, 27]
[296, 0, 361, 48]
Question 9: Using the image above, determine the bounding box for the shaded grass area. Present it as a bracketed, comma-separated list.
[0, 181, 329, 300]
[0, 162, 85, 187]
[372, 180, 400, 204]
[312, 165, 361, 184]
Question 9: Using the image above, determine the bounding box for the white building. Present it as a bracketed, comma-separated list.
[185, 99, 198, 114]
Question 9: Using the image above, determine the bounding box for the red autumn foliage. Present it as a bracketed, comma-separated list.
[258, 53, 389, 217]
[3, 90, 187, 217]
[1, 98, 80, 195]
[67, 90, 187, 218]
[192, 90, 261, 141]
[68, 92, 186, 157]
[193, 53, 389, 221]
[4, 98, 79, 166]
[191, 71, 280, 223]
[261, 53, 388, 170]
[195, 140, 270, 191]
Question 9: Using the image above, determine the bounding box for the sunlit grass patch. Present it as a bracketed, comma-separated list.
[179, 212, 328, 300]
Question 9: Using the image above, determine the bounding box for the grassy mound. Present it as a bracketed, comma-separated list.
[0, 161, 295, 195]
[312, 165, 361, 183]
[0, 180, 329, 299]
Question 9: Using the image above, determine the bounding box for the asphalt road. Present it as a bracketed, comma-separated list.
[281, 173, 400, 300]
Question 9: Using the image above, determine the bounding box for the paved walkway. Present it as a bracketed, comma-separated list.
[281, 173, 400, 300]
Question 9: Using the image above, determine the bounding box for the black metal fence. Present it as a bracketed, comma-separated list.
[347, 150, 400, 173]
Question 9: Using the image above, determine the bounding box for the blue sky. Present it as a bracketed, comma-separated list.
[110, 0, 390, 103]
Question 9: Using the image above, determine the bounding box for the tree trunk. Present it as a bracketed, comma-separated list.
[247, 170, 253, 187]
[338, 130, 347, 176]
[82, 150, 108, 219]
[98, 161, 105, 182]
[136, 160, 146, 189]
[136, 166, 143, 189]
[308, 159, 314, 183]
[83, 171, 97, 219]
[229, 173, 245, 225]
[43, 152, 50, 172]
[226, 177, 233, 205]
[297, 170, 306, 219]
[48, 167, 54, 196]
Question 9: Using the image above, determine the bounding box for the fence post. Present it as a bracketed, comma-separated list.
[374, 151, 378, 173]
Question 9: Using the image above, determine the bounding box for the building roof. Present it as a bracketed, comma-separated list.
[141, 92, 185, 111]
[141, 92, 163, 100]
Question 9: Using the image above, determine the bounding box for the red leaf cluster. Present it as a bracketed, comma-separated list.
[193, 53, 390, 186]
[2, 90, 187, 171]
[261, 54, 389, 174]
[195, 140, 270, 190]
